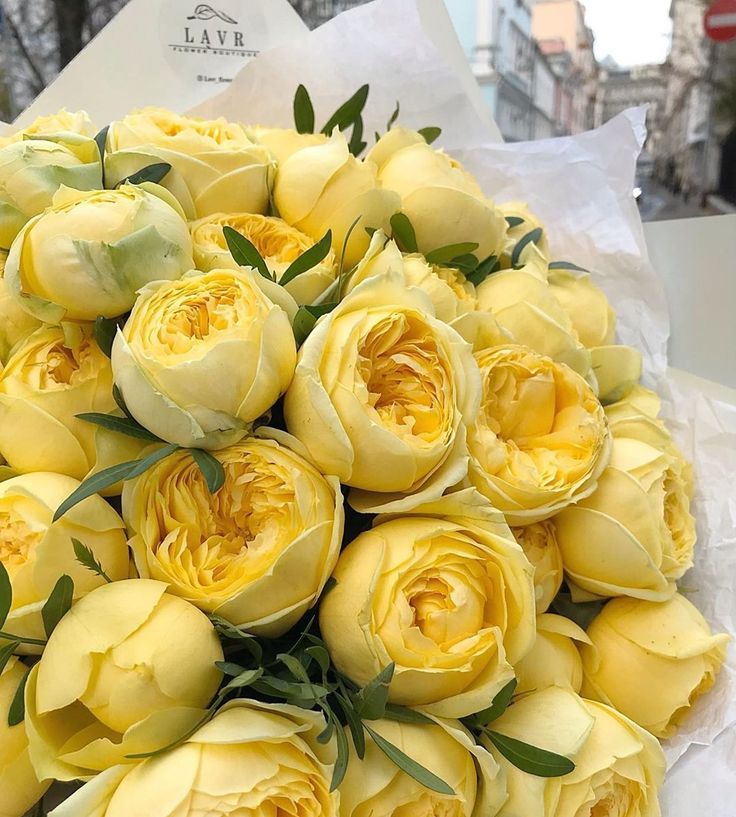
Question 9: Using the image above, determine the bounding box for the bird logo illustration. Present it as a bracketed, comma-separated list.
[187, 4, 238, 24]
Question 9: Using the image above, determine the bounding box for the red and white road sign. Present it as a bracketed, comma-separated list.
[705, 0, 736, 42]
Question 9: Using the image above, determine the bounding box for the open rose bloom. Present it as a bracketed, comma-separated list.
[0, 2, 733, 815]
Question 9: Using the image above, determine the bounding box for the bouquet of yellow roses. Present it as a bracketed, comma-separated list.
[0, 45, 730, 817]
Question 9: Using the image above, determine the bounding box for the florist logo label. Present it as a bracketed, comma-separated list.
[167, 2, 257, 59]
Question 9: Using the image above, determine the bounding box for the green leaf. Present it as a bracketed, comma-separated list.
[293, 302, 338, 346]
[112, 385, 133, 419]
[222, 667, 264, 692]
[446, 253, 479, 273]
[347, 113, 367, 157]
[417, 126, 441, 144]
[363, 723, 454, 795]
[280, 231, 333, 287]
[7, 666, 29, 726]
[77, 412, 161, 443]
[222, 226, 272, 281]
[317, 715, 335, 744]
[0, 640, 19, 675]
[466, 254, 499, 287]
[548, 261, 589, 273]
[321, 84, 370, 135]
[337, 214, 363, 292]
[336, 693, 366, 759]
[215, 661, 249, 676]
[253, 675, 331, 702]
[485, 730, 575, 778]
[93, 315, 119, 358]
[293, 84, 315, 134]
[95, 124, 109, 187]
[387, 100, 400, 132]
[53, 443, 178, 521]
[305, 645, 330, 674]
[468, 679, 517, 727]
[390, 212, 418, 253]
[321, 576, 338, 597]
[118, 162, 171, 187]
[72, 538, 113, 584]
[330, 709, 350, 791]
[277, 652, 311, 683]
[210, 616, 263, 662]
[383, 704, 435, 725]
[511, 227, 543, 267]
[0, 562, 11, 630]
[425, 242, 479, 265]
[505, 216, 524, 228]
[41, 575, 74, 638]
[189, 449, 225, 494]
[353, 662, 394, 720]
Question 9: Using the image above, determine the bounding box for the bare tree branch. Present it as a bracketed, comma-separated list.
[2, 8, 47, 93]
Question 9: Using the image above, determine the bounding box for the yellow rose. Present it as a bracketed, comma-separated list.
[0, 326, 147, 485]
[368, 128, 509, 261]
[0, 134, 102, 247]
[123, 429, 343, 637]
[499, 201, 551, 260]
[0, 472, 128, 648]
[274, 131, 400, 269]
[0, 110, 97, 149]
[348, 231, 477, 322]
[475, 256, 592, 379]
[0, 658, 49, 817]
[590, 345, 643, 403]
[467, 345, 611, 525]
[4, 184, 193, 322]
[581, 594, 729, 738]
[105, 108, 274, 219]
[555, 392, 694, 600]
[485, 686, 665, 817]
[112, 268, 297, 449]
[512, 520, 564, 613]
[25, 579, 223, 781]
[0, 253, 40, 363]
[46, 699, 337, 817]
[339, 716, 506, 817]
[547, 268, 615, 349]
[190, 211, 337, 305]
[320, 491, 535, 716]
[514, 613, 592, 695]
[284, 271, 481, 514]
[248, 124, 330, 163]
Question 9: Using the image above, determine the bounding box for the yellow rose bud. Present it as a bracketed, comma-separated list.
[25, 579, 223, 781]
[340, 717, 506, 817]
[190, 211, 337, 305]
[123, 430, 343, 636]
[512, 520, 564, 613]
[368, 127, 509, 261]
[514, 613, 592, 695]
[105, 107, 274, 219]
[556, 401, 694, 600]
[590, 345, 643, 403]
[581, 594, 729, 738]
[112, 268, 297, 449]
[274, 132, 401, 269]
[320, 491, 535, 716]
[348, 232, 476, 323]
[485, 686, 665, 817]
[0, 326, 147, 485]
[475, 257, 592, 379]
[499, 201, 551, 260]
[9, 110, 97, 141]
[44, 699, 337, 817]
[247, 124, 330, 163]
[548, 268, 616, 349]
[284, 271, 481, 513]
[4, 184, 193, 323]
[467, 345, 611, 525]
[0, 253, 40, 363]
[0, 472, 128, 648]
[0, 658, 49, 817]
[0, 134, 102, 247]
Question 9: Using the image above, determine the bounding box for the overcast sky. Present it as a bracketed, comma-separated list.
[582, 0, 673, 67]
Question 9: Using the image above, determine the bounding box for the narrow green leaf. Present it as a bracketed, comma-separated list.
[321, 576, 338, 597]
[353, 662, 394, 720]
[7, 666, 29, 726]
[321, 84, 370, 135]
[317, 715, 335, 744]
[112, 385, 133, 419]
[253, 675, 331, 701]
[383, 704, 435, 725]
[77, 412, 161, 443]
[277, 652, 311, 683]
[214, 661, 247, 677]
[364, 723, 454, 795]
[0, 640, 19, 675]
[222, 226, 272, 281]
[425, 242, 479, 265]
[347, 113, 367, 157]
[305, 645, 330, 674]
[293, 84, 315, 134]
[446, 253, 479, 273]
[417, 126, 441, 144]
[338, 214, 363, 294]
[72, 538, 112, 583]
[336, 693, 366, 759]
[466, 254, 499, 287]
[330, 710, 350, 791]
[292, 302, 338, 346]
[387, 100, 400, 131]
[41, 575, 74, 638]
[0, 562, 11, 630]
[189, 449, 225, 494]
[210, 616, 263, 662]
[95, 124, 109, 187]
[222, 667, 264, 692]
[511, 227, 543, 267]
[468, 679, 517, 726]
[93, 315, 119, 358]
[390, 212, 418, 253]
[118, 162, 171, 187]
[125, 444, 180, 480]
[485, 730, 575, 777]
[280, 231, 333, 287]
[548, 261, 589, 273]
[505, 216, 524, 228]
